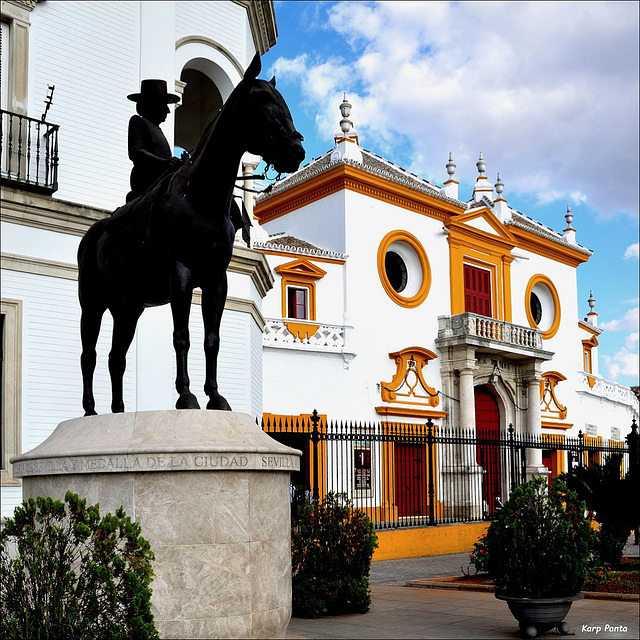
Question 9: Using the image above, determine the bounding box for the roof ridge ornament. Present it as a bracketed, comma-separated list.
[331, 94, 362, 164]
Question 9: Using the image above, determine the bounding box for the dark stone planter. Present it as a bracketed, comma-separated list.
[496, 593, 584, 637]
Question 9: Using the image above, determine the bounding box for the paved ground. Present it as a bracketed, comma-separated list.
[285, 538, 640, 639]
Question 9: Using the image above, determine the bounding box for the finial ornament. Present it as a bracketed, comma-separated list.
[446, 152, 456, 178]
[476, 152, 486, 176]
[588, 290, 596, 311]
[339, 95, 353, 134]
[495, 172, 504, 196]
[565, 204, 574, 229]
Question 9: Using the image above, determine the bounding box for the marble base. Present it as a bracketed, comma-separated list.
[11, 410, 301, 639]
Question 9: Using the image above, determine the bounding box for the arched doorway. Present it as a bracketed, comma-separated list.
[175, 67, 223, 155]
[475, 386, 502, 516]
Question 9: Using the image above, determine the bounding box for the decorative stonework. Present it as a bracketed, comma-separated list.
[540, 371, 568, 421]
[380, 347, 439, 408]
[12, 410, 300, 639]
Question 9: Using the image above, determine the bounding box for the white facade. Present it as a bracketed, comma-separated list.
[253, 105, 639, 466]
[1, 0, 277, 517]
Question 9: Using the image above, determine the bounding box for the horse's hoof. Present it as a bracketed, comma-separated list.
[84, 409, 98, 417]
[176, 393, 201, 410]
[207, 395, 232, 411]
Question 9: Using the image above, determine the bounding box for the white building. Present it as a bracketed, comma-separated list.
[253, 97, 639, 503]
[1, 1, 637, 525]
[1, 0, 277, 517]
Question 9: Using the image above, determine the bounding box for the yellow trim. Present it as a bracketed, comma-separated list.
[582, 335, 598, 375]
[524, 274, 561, 339]
[254, 162, 464, 225]
[283, 321, 320, 341]
[376, 406, 448, 419]
[274, 258, 327, 321]
[541, 434, 566, 478]
[262, 412, 328, 501]
[540, 371, 568, 421]
[377, 230, 431, 308]
[508, 226, 591, 268]
[446, 210, 515, 321]
[586, 375, 597, 389]
[380, 347, 439, 407]
[373, 522, 489, 560]
[541, 421, 573, 430]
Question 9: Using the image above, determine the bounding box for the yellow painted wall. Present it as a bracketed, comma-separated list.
[373, 522, 489, 561]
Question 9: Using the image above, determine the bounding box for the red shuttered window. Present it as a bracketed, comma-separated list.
[464, 264, 492, 317]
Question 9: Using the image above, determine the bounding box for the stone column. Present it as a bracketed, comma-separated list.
[11, 410, 300, 639]
[523, 364, 549, 479]
[459, 365, 476, 432]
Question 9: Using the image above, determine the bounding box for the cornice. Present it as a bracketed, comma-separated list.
[254, 162, 463, 225]
[233, 0, 277, 54]
[507, 224, 591, 267]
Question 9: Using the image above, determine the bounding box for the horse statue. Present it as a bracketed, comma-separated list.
[78, 54, 305, 416]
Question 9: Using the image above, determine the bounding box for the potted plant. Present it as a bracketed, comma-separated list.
[482, 476, 594, 638]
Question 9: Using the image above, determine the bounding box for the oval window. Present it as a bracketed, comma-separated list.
[377, 231, 431, 308]
[525, 275, 561, 339]
[385, 251, 408, 293]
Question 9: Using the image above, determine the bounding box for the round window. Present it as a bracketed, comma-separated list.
[525, 275, 561, 339]
[385, 251, 408, 293]
[530, 292, 542, 325]
[377, 231, 431, 308]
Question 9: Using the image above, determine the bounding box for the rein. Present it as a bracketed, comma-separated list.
[234, 165, 284, 195]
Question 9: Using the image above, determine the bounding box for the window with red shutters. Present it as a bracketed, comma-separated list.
[287, 287, 308, 319]
[464, 264, 492, 317]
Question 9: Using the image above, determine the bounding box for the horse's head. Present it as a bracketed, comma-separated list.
[239, 54, 305, 175]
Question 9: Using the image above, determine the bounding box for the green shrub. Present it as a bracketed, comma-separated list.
[484, 476, 594, 599]
[291, 492, 378, 618]
[469, 532, 490, 574]
[0, 491, 158, 640]
[561, 454, 638, 567]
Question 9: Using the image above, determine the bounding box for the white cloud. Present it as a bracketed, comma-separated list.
[600, 307, 639, 332]
[603, 342, 639, 381]
[624, 243, 639, 260]
[273, 1, 639, 218]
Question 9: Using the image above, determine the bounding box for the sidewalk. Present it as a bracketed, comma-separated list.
[285, 539, 639, 639]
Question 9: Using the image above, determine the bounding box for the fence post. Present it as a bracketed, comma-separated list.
[508, 423, 517, 492]
[577, 430, 584, 468]
[426, 418, 436, 526]
[310, 409, 320, 501]
[626, 417, 639, 472]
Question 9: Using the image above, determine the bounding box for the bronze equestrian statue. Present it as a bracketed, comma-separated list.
[78, 54, 305, 416]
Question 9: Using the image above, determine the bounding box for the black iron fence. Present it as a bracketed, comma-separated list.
[1, 109, 59, 193]
[262, 413, 638, 530]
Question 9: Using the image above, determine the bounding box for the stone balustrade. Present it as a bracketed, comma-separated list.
[436, 313, 550, 359]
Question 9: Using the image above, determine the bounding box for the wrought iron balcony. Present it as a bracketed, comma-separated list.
[1, 109, 59, 194]
[435, 312, 553, 360]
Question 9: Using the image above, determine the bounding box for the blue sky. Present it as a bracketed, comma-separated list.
[260, 1, 639, 388]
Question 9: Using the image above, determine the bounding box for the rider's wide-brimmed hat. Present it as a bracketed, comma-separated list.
[127, 79, 180, 104]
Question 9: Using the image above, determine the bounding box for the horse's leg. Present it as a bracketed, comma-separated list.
[202, 273, 231, 411]
[108, 306, 143, 413]
[171, 263, 200, 410]
[80, 302, 106, 416]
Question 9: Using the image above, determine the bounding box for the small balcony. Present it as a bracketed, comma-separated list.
[263, 317, 356, 364]
[435, 312, 554, 361]
[1, 109, 59, 194]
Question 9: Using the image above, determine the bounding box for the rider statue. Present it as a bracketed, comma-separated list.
[126, 79, 183, 202]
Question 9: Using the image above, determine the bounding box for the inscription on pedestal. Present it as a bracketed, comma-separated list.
[12, 451, 298, 477]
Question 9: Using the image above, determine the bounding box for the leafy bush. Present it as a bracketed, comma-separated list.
[561, 454, 638, 567]
[469, 532, 490, 574]
[0, 491, 158, 640]
[483, 476, 594, 599]
[291, 492, 378, 618]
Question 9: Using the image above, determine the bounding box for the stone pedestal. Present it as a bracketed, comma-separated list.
[11, 410, 301, 639]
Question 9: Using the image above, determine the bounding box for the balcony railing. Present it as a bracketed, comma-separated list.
[263, 318, 346, 349]
[1, 109, 59, 194]
[436, 312, 552, 359]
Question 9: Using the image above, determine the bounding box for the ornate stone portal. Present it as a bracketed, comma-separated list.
[11, 410, 301, 639]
